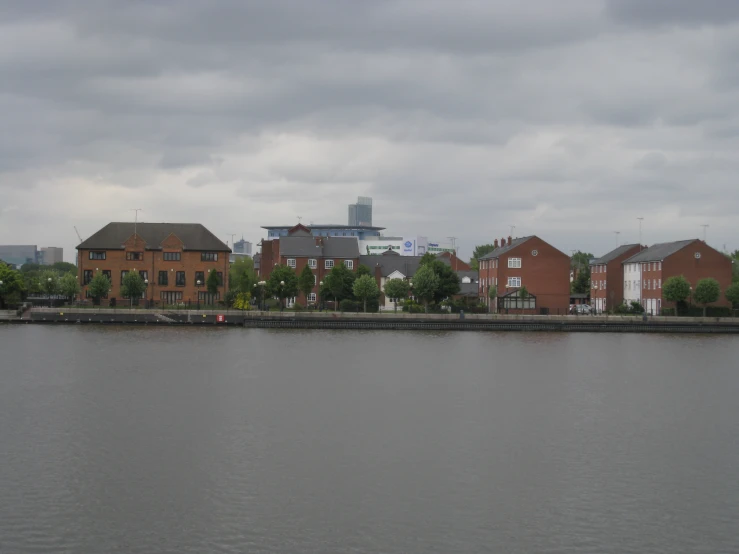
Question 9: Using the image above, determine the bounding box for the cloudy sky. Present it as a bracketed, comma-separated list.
[1, 0, 738, 262]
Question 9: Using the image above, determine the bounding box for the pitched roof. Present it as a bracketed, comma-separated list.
[279, 236, 360, 258]
[76, 222, 230, 251]
[622, 240, 696, 263]
[359, 254, 452, 278]
[478, 236, 534, 260]
[591, 244, 641, 265]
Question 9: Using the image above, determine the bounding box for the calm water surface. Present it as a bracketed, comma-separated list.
[1, 326, 738, 553]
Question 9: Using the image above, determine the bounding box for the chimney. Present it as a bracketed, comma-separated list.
[508, 235, 512, 244]
[501, 237, 506, 247]
[494, 239, 499, 248]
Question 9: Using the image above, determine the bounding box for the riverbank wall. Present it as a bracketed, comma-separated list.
[2, 308, 739, 333]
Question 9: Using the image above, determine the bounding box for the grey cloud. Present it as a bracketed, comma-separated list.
[605, 0, 739, 26]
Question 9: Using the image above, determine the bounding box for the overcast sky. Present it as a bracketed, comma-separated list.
[1, 0, 738, 262]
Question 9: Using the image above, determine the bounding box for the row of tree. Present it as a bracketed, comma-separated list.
[662, 275, 739, 316]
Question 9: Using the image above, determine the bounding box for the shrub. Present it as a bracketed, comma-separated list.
[339, 299, 359, 312]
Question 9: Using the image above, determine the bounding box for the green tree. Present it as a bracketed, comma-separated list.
[419, 252, 437, 267]
[207, 269, 219, 295]
[229, 257, 256, 292]
[267, 265, 299, 310]
[488, 284, 497, 313]
[0, 265, 26, 308]
[470, 244, 496, 270]
[88, 272, 112, 304]
[419, 259, 460, 304]
[725, 282, 739, 307]
[570, 251, 593, 293]
[41, 270, 59, 297]
[356, 264, 372, 278]
[59, 273, 81, 301]
[384, 278, 410, 313]
[121, 271, 146, 303]
[51, 262, 77, 275]
[412, 265, 440, 313]
[322, 263, 355, 310]
[693, 277, 721, 317]
[297, 264, 316, 306]
[662, 275, 691, 316]
[353, 274, 379, 312]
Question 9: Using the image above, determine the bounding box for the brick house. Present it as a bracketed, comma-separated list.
[622, 239, 733, 315]
[76, 222, 231, 305]
[589, 244, 642, 313]
[478, 235, 570, 314]
[260, 224, 360, 306]
[435, 251, 471, 272]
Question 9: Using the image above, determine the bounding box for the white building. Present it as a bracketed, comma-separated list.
[359, 236, 455, 257]
[623, 261, 641, 306]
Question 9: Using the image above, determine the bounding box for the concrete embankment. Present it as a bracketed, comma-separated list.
[2, 308, 739, 333]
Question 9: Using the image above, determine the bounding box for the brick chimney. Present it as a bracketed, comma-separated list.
[494, 239, 499, 248]
[508, 235, 512, 244]
[501, 237, 506, 247]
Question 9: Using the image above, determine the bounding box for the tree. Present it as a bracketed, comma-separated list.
[233, 292, 251, 310]
[412, 264, 440, 313]
[51, 262, 77, 275]
[229, 257, 256, 292]
[41, 270, 59, 298]
[297, 264, 316, 306]
[470, 244, 496, 270]
[356, 264, 372, 278]
[419, 252, 437, 267]
[693, 278, 720, 317]
[570, 251, 593, 294]
[59, 273, 80, 301]
[384, 278, 410, 313]
[519, 286, 530, 312]
[207, 269, 219, 296]
[725, 283, 739, 307]
[419, 259, 460, 304]
[488, 284, 497, 313]
[266, 265, 299, 310]
[121, 272, 146, 303]
[353, 274, 379, 312]
[322, 263, 355, 310]
[0, 265, 25, 308]
[571, 270, 590, 294]
[662, 275, 691, 316]
[88, 272, 112, 305]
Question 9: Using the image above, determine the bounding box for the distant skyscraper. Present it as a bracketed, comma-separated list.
[233, 238, 252, 256]
[39, 247, 64, 265]
[348, 196, 373, 227]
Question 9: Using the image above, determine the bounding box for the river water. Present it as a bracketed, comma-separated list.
[1, 326, 738, 553]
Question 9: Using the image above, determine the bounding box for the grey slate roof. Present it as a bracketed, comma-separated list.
[478, 236, 534, 260]
[591, 244, 641, 265]
[76, 222, 230, 251]
[622, 240, 696, 263]
[280, 236, 360, 258]
[358, 254, 452, 278]
[458, 271, 479, 296]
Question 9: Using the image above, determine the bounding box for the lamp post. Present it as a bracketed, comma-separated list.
[592, 283, 598, 315]
[144, 278, 149, 308]
[197, 279, 201, 311]
[0, 280, 4, 310]
[48, 276, 53, 308]
[279, 280, 285, 312]
[319, 280, 324, 311]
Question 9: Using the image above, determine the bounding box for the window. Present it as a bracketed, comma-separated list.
[647, 280, 651, 290]
[102, 270, 111, 281]
[507, 276, 521, 288]
[83, 270, 93, 285]
[325, 260, 334, 269]
[308, 259, 317, 269]
[160, 291, 183, 304]
[344, 260, 354, 269]
[653, 279, 657, 289]
[176, 271, 186, 287]
[308, 293, 317, 303]
[121, 270, 129, 284]
[126, 252, 143, 261]
[217, 272, 223, 286]
[658, 262, 661, 271]
[139, 271, 148, 283]
[287, 258, 296, 268]
[658, 279, 661, 289]
[508, 258, 522, 269]
[314, 275, 317, 285]
[198, 291, 220, 305]
[201, 252, 218, 262]
[89, 251, 106, 260]
[195, 271, 205, 286]
[158, 271, 168, 286]
[163, 252, 181, 261]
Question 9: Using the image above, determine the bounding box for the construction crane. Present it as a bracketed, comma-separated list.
[74, 226, 83, 243]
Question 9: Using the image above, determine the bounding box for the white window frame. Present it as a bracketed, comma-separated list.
[344, 260, 354, 269]
[507, 276, 521, 288]
[325, 260, 334, 269]
[307, 293, 316, 303]
[287, 258, 296, 268]
[314, 275, 317, 285]
[508, 257, 522, 269]
[308, 258, 317, 269]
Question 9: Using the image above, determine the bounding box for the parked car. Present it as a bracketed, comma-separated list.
[570, 304, 592, 315]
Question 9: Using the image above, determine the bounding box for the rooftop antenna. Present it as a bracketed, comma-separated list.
[130, 208, 143, 238]
[701, 224, 709, 242]
[637, 217, 644, 249]
[297, 216, 302, 224]
[509, 225, 516, 237]
[614, 231, 620, 247]
[447, 237, 458, 270]
[227, 234, 236, 249]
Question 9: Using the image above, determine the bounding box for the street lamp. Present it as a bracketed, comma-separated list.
[319, 280, 324, 311]
[197, 279, 202, 311]
[592, 283, 598, 315]
[48, 276, 53, 308]
[144, 278, 149, 308]
[280, 280, 285, 311]
[0, 280, 4, 310]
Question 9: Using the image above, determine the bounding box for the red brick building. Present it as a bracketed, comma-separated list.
[436, 251, 471, 272]
[260, 224, 360, 306]
[622, 239, 733, 315]
[76, 222, 230, 306]
[478, 235, 570, 314]
[589, 243, 642, 313]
